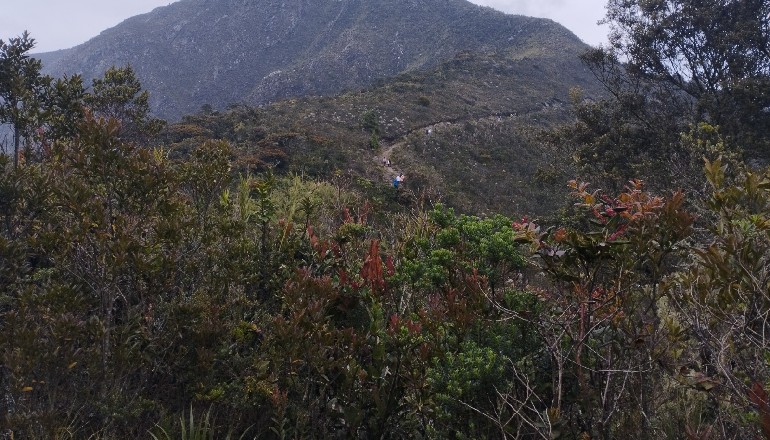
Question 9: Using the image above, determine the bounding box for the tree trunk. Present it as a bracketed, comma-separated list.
[13, 125, 19, 169]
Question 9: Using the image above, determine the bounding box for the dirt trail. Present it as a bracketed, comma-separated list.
[372, 106, 555, 185]
[375, 121, 452, 183]
[377, 141, 403, 177]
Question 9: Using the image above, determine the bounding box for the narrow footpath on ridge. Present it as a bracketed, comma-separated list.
[374, 105, 548, 184]
[373, 105, 558, 185]
[375, 121, 452, 184]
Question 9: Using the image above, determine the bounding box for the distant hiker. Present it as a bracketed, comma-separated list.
[386, 159, 391, 167]
[393, 173, 404, 188]
[426, 128, 432, 135]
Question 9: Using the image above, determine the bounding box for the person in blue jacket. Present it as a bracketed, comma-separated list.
[393, 173, 404, 188]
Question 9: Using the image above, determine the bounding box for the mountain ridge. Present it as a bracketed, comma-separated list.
[39, 0, 590, 120]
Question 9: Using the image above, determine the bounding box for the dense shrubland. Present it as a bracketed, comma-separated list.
[0, 111, 767, 438]
[2, 113, 769, 438]
[3, 2, 770, 436]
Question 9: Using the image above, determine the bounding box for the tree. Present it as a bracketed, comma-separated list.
[41, 74, 86, 142]
[548, 82, 690, 193]
[495, 180, 694, 439]
[0, 32, 48, 168]
[556, 0, 770, 191]
[86, 65, 165, 142]
[600, 0, 770, 154]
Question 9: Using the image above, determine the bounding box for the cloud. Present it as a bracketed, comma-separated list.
[473, 0, 567, 16]
[470, 0, 609, 47]
[2, 0, 174, 52]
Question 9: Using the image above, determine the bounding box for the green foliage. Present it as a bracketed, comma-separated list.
[3, 10, 770, 439]
[1, 113, 183, 437]
[500, 179, 696, 438]
[560, 0, 770, 192]
[150, 406, 251, 440]
[360, 109, 380, 136]
[86, 65, 165, 142]
[368, 130, 380, 150]
[2, 36, 166, 168]
[604, 0, 770, 152]
[668, 158, 770, 437]
[393, 204, 527, 293]
[0, 32, 48, 167]
[42, 74, 86, 141]
[150, 407, 216, 440]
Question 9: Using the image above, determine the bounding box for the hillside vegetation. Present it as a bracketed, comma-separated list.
[3, 0, 770, 438]
[160, 46, 603, 217]
[2, 106, 769, 438]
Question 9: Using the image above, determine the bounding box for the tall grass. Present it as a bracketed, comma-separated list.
[149, 406, 253, 440]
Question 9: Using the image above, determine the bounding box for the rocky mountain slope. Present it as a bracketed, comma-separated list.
[40, 0, 594, 120]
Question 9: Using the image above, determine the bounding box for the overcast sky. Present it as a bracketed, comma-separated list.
[1, 0, 609, 53]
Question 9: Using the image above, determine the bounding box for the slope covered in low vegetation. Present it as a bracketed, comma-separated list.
[160, 46, 602, 217]
[3, 0, 770, 436]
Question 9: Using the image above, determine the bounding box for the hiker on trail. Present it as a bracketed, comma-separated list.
[393, 173, 404, 188]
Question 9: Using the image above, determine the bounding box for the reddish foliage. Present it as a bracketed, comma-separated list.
[360, 239, 385, 293]
[749, 382, 770, 439]
[385, 255, 395, 277]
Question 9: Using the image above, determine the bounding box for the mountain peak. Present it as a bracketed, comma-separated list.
[41, 0, 586, 119]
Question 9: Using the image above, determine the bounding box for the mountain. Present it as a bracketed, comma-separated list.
[40, 0, 594, 120]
